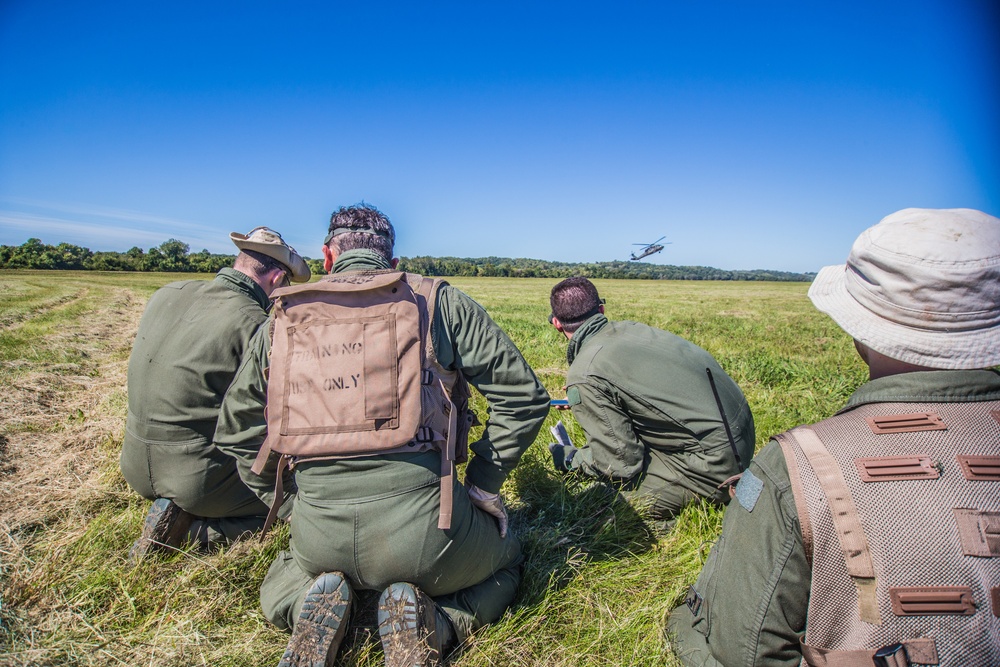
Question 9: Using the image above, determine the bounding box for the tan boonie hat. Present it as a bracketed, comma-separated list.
[230, 226, 311, 283]
[808, 207, 1000, 370]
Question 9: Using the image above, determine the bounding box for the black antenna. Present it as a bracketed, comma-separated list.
[706, 368, 744, 470]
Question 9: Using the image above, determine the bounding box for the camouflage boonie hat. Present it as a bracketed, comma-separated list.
[230, 226, 311, 283]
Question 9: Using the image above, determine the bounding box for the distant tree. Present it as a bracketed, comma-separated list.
[54, 242, 92, 269]
[186, 248, 233, 273]
[305, 257, 326, 277]
[89, 251, 134, 271]
[142, 247, 165, 272]
[7, 238, 52, 268]
[124, 246, 145, 271]
[157, 239, 190, 272]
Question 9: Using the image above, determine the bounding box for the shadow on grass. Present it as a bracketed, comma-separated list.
[507, 452, 660, 610]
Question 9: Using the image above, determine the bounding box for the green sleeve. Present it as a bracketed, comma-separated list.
[213, 322, 293, 517]
[432, 285, 550, 494]
[566, 377, 646, 482]
[667, 441, 808, 667]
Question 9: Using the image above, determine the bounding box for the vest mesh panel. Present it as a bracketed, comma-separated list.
[784, 400, 1000, 667]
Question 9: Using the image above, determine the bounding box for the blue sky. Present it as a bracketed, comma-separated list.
[1, 1, 997, 273]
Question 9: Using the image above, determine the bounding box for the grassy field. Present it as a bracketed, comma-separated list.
[0, 270, 866, 667]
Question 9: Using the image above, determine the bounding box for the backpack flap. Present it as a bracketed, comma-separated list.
[267, 272, 424, 457]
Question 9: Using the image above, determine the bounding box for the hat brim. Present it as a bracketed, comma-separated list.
[808, 264, 1000, 370]
[230, 232, 311, 282]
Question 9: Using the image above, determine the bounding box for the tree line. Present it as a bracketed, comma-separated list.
[398, 256, 813, 281]
[0, 238, 813, 281]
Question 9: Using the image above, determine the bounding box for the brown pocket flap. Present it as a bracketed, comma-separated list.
[954, 508, 1000, 557]
[865, 412, 946, 434]
[889, 587, 975, 616]
[855, 456, 939, 482]
[957, 454, 1000, 481]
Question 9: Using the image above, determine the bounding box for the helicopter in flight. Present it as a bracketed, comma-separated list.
[629, 236, 670, 261]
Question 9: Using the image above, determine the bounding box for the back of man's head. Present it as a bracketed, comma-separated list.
[808, 207, 1000, 370]
[325, 204, 395, 261]
[550, 277, 602, 333]
[233, 249, 287, 280]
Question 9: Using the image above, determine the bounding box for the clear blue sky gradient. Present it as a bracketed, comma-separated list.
[1, 1, 997, 272]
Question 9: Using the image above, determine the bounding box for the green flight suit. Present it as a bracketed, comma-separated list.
[667, 369, 1000, 667]
[214, 250, 550, 641]
[563, 314, 755, 527]
[120, 268, 272, 543]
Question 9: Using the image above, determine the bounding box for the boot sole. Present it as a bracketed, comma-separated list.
[377, 583, 439, 667]
[279, 572, 352, 667]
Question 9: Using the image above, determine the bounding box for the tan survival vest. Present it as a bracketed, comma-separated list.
[776, 401, 1000, 667]
[251, 271, 475, 534]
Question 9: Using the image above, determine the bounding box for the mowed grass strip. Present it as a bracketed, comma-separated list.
[0, 271, 865, 666]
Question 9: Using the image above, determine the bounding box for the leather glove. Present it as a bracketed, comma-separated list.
[466, 481, 509, 538]
[549, 443, 578, 473]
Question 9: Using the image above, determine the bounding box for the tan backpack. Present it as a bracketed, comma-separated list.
[252, 271, 475, 534]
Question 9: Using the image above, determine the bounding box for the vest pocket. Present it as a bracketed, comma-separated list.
[953, 508, 1000, 557]
[281, 316, 400, 433]
[362, 318, 398, 422]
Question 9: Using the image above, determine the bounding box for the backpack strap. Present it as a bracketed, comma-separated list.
[775, 432, 814, 566]
[790, 426, 881, 625]
[258, 452, 291, 540]
[437, 379, 458, 530]
[250, 434, 273, 476]
[408, 273, 439, 366]
[408, 273, 461, 531]
[800, 637, 939, 666]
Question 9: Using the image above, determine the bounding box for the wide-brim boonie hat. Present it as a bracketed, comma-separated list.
[230, 227, 311, 283]
[808, 207, 1000, 370]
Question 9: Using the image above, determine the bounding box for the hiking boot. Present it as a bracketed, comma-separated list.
[278, 572, 353, 667]
[128, 497, 194, 561]
[377, 582, 455, 667]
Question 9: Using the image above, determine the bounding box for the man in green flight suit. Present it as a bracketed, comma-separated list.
[122, 227, 311, 558]
[547, 277, 755, 531]
[668, 208, 1000, 667]
[214, 204, 549, 667]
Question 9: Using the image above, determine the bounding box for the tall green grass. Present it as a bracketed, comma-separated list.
[0, 271, 866, 666]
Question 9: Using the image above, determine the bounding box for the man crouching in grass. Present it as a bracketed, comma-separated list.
[546, 277, 755, 532]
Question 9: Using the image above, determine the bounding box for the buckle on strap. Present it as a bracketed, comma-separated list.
[421, 369, 434, 385]
[873, 643, 909, 667]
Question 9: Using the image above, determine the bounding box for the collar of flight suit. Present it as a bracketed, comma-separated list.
[840, 368, 1000, 414]
[215, 267, 270, 311]
[566, 313, 610, 365]
[330, 249, 394, 274]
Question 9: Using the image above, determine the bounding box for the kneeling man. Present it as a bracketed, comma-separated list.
[547, 277, 755, 530]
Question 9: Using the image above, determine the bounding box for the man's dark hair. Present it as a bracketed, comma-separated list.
[234, 249, 287, 279]
[550, 277, 602, 333]
[326, 203, 395, 260]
